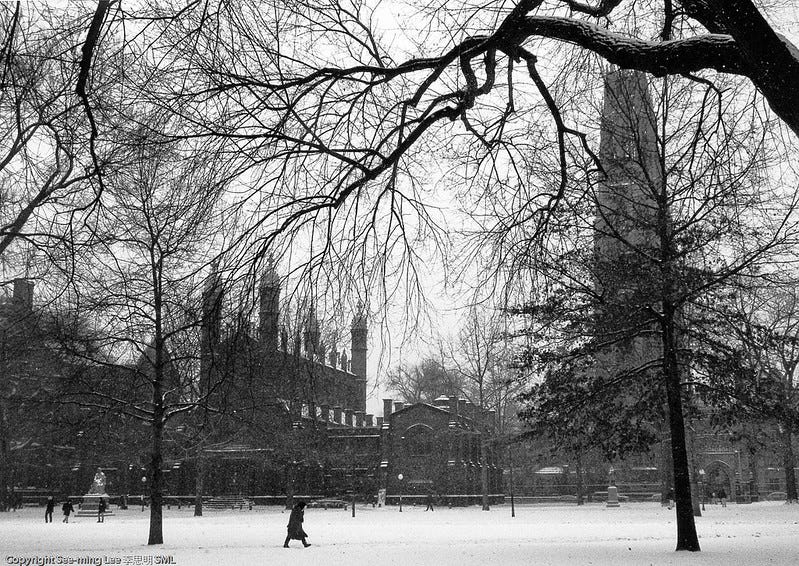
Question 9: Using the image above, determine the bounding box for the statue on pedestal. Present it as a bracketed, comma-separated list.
[77, 467, 113, 517]
[89, 468, 107, 495]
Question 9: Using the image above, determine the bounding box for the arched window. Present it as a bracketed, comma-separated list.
[403, 424, 434, 456]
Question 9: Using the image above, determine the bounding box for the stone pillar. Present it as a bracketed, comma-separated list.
[394, 401, 404, 413]
[320, 404, 330, 422]
[290, 400, 301, 422]
[449, 396, 459, 421]
[258, 259, 280, 353]
[382, 399, 393, 420]
[365, 414, 374, 427]
[355, 411, 365, 428]
[307, 401, 317, 421]
[607, 486, 620, 508]
[333, 406, 342, 425]
[350, 304, 368, 412]
[344, 409, 354, 427]
[376, 416, 383, 428]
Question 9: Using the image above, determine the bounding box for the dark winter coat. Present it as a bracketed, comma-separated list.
[45, 498, 55, 513]
[286, 504, 308, 540]
[62, 502, 74, 516]
[98, 499, 107, 514]
[717, 488, 727, 499]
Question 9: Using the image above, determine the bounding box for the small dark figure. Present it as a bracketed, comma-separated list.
[667, 487, 674, 510]
[283, 501, 311, 548]
[425, 492, 434, 512]
[97, 498, 106, 522]
[62, 500, 74, 523]
[717, 487, 727, 507]
[45, 496, 55, 523]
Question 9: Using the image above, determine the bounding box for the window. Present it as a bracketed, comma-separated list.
[403, 424, 434, 456]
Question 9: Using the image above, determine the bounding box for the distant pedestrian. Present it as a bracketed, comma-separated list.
[97, 498, 106, 523]
[283, 501, 311, 548]
[62, 499, 74, 523]
[717, 487, 727, 507]
[667, 488, 674, 510]
[425, 492, 435, 512]
[45, 496, 55, 523]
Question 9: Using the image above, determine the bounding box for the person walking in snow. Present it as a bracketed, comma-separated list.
[45, 496, 55, 523]
[425, 491, 435, 511]
[283, 501, 311, 548]
[62, 499, 74, 523]
[97, 498, 107, 522]
[717, 487, 727, 507]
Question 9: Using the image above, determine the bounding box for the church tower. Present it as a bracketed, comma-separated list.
[350, 302, 368, 412]
[595, 68, 661, 259]
[303, 306, 320, 359]
[259, 256, 280, 353]
[593, 68, 663, 378]
[200, 261, 223, 389]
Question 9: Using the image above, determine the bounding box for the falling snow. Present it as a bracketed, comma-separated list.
[2, 501, 799, 565]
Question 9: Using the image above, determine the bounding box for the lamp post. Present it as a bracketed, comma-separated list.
[699, 469, 705, 511]
[508, 443, 515, 518]
[397, 474, 404, 512]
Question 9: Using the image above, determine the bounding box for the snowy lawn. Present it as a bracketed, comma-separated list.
[2, 501, 798, 565]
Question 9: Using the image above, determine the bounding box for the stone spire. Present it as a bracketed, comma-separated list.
[200, 261, 222, 388]
[304, 305, 320, 358]
[258, 255, 280, 353]
[593, 68, 663, 379]
[350, 301, 368, 412]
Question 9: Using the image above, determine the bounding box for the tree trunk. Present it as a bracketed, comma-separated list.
[686, 425, 701, 517]
[480, 439, 490, 511]
[0, 400, 9, 512]
[194, 451, 205, 516]
[662, 301, 700, 551]
[575, 453, 585, 506]
[148, 313, 165, 545]
[148, 410, 164, 544]
[781, 428, 797, 503]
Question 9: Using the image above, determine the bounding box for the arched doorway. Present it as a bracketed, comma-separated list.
[704, 460, 734, 502]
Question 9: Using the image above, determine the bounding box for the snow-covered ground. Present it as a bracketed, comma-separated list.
[2, 501, 797, 565]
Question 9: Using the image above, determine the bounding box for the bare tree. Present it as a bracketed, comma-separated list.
[385, 357, 460, 404]
[442, 309, 520, 510]
[514, 69, 798, 549]
[61, 123, 232, 544]
[0, 3, 128, 262]
[701, 278, 799, 503]
[29, 0, 799, 552]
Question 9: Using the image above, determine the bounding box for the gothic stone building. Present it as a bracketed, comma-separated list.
[187, 262, 501, 503]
